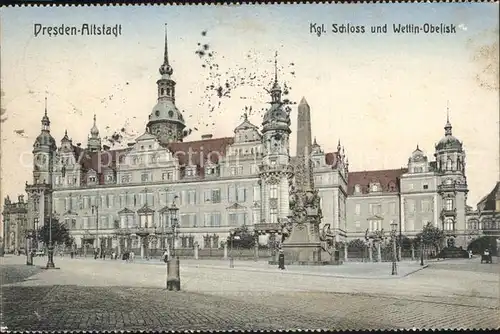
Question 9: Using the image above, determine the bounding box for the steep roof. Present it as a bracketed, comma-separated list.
[477, 181, 500, 211]
[347, 168, 407, 195]
[165, 137, 235, 166]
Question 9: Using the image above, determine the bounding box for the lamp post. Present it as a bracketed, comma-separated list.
[45, 211, 56, 269]
[166, 195, 180, 291]
[420, 235, 424, 266]
[167, 196, 179, 257]
[91, 203, 99, 259]
[390, 221, 398, 275]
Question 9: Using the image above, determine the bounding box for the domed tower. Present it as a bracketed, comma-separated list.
[146, 24, 186, 144]
[26, 98, 57, 230]
[259, 52, 293, 225]
[87, 114, 102, 152]
[434, 105, 468, 242]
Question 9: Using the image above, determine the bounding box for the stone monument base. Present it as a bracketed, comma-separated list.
[268, 242, 341, 266]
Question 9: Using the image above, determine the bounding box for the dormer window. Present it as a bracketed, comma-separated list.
[354, 184, 361, 194]
[185, 166, 197, 177]
[413, 167, 423, 173]
[88, 176, 97, 183]
[388, 182, 397, 192]
[106, 175, 114, 182]
[371, 184, 380, 192]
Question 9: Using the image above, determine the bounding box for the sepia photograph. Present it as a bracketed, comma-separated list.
[0, 2, 499, 331]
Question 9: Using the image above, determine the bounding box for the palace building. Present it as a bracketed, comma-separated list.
[3, 26, 492, 255]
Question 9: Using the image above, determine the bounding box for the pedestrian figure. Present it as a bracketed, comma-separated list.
[112, 251, 116, 260]
[94, 248, 98, 260]
[468, 250, 472, 259]
[130, 251, 135, 262]
[278, 249, 285, 270]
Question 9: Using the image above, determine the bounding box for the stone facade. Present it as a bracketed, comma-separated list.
[2, 195, 28, 252]
[2, 26, 489, 254]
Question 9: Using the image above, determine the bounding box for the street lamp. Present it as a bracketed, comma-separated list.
[167, 196, 179, 257]
[390, 221, 398, 275]
[45, 211, 56, 269]
[166, 195, 180, 291]
[91, 203, 100, 259]
[420, 233, 425, 266]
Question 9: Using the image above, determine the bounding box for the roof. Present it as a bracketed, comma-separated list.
[165, 136, 235, 166]
[291, 151, 340, 169]
[347, 168, 407, 195]
[477, 181, 500, 212]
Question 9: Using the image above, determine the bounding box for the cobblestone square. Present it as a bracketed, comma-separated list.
[1, 255, 499, 331]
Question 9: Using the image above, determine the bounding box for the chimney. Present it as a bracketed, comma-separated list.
[201, 134, 213, 140]
[127, 143, 135, 147]
[103, 145, 110, 151]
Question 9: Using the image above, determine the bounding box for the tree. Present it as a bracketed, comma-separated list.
[415, 222, 445, 252]
[37, 217, 73, 248]
[227, 225, 255, 249]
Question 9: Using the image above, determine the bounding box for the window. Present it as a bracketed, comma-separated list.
[421, 199, 431, 212]
[230, 166, 237, 176]
[446, 159, 452, 171]
[371, 184, 379, 192]
[204, 189, 221, 203]
[445, 198, 454, 211]
[314, 175, 322, 184]
[82, 217, 89, 230]
[270, 208, 278, 224]
[187, 190, 197, 205]
[141, 173, 150, 182]
[270, 184, 278, 199]
[106, 174, 114, 182]
[121, 175, 130, 184]
[88, 176, 96, 183]
[369, 204, 382, 215]
[162, 172, 173, 181]
[407, 219, 415, 231]
[423, 184, 429, 190]
[414, 167, 423, 173]
[180, 214, 197, 227]
[369, 220, 381, 231]
[444, 218, 454, 231]
[355, 204, 361, 215]
[250, 164, 259, 174]
[204, 212, 221, 227]
[253, 185, 261, 202]
[354, 221, 361, 232]
[252, 209, 260, 224]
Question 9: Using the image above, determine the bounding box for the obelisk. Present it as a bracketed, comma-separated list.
[282, 97, 326, 265]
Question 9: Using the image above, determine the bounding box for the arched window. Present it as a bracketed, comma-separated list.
[446, 158, 453, 171]
[160, 88, 165, 95]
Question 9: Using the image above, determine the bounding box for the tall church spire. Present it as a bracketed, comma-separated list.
[41, 97, 50, 132]
[159, 24, 173, 77]
[270, 51, 282, 104]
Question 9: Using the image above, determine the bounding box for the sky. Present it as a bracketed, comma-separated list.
[0, 3, 499, 221]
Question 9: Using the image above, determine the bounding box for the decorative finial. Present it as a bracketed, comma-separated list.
[159, 24, 173, 76]
[313, 137, 318, 145]
[446, 100, 450, 123]
[242, 112, 248, 120]
[93, 114, 97, 125]
[65, 129, 68, 136]
[444, 101, 452, 136]
[44, 97, 48, 116]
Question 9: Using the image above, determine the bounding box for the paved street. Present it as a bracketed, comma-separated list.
[1, 255, 499, 331]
